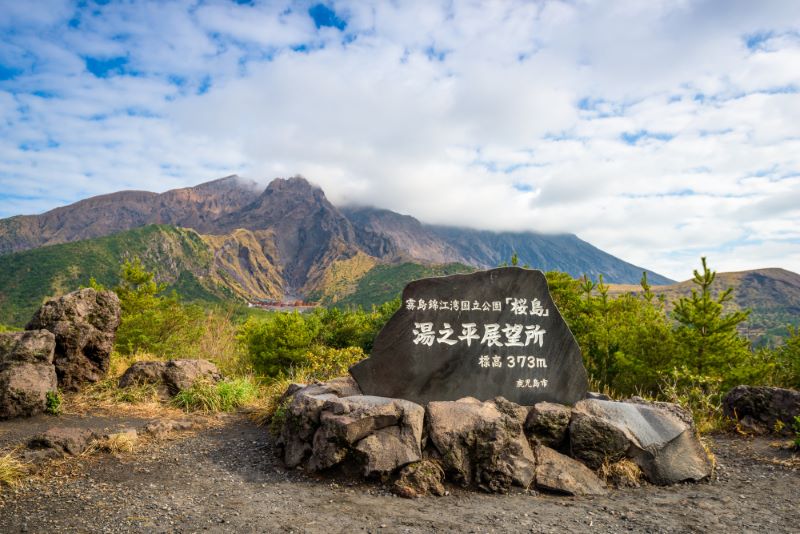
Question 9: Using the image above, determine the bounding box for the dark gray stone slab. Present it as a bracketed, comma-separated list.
[349, 267, 588, 405]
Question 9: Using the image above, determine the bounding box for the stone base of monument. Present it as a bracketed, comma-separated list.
[275, 377, 712, 497]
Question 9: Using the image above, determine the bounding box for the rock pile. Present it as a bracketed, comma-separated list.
[0, 288, 121, 419]
[277, 378, 713, 497]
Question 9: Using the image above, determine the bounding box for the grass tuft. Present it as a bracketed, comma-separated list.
[0, 452, 27, 489]
[598, 458, 642, 488]
[171, 377, 257, 413]
[97, 432, 138, 454]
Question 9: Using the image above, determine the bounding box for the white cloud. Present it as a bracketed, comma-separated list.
[0, 0, 799, 281]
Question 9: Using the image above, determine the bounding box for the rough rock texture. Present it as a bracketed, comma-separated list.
[570, 399, 711, 485]
[534, 444, 607, 496]
[569, 410, 631, 469]
[722, 385, 800, 435]
[118, 359, 223, 397]
[278, 377, 361, 469]
[525, 401, 571, 448]
[427, 397, 536, 493]
[279, 378, 425, 476]
[0, 330, 57, 419]
[162, 360, 223, 394]
[118, 361, 168, 393]
[26, 288, 121, 391]
[27, 427, 97, 457]
[309, 395, 424, 475]
[392, 460, 446, 498]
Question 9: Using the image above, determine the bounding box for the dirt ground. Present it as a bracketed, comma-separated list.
[0, 412, 798, 534]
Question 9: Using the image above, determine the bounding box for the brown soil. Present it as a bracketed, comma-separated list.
[0, 414, 798, 533]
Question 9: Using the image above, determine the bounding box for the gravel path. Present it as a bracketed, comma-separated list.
[0, 414, 798, 533]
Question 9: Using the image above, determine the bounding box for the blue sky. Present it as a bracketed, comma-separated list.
[1, 0, 799, 280]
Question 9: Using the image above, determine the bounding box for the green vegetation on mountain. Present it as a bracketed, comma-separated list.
[608, 267, 800, 346]
[0, 225, 226, 326]
[329, 262, 475, 310]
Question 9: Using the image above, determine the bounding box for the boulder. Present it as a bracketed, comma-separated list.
[722, 385, 800, 435]
[26, 288, 121, 391]
[0, 330, 57, 365]
[534, 445, 607, 496]
[309, 395, 424, 475]
[277, 377, 363, 468]
[427, 397, 536, 493]
[279, 383, 350, 468]
[568, 410, 631, 469]
[118, 361, 169, 395]
[118, 359, 223, 397]
[525, 401, 571, 448]
[570, 399, 711, 485]
[162, 359, 223, 394]
[27, 427, 97, 457]
[392, 460, 446, 498]
[0, 330, 58, 419]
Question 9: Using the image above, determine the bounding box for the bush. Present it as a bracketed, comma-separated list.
[238, 312, 322, 376]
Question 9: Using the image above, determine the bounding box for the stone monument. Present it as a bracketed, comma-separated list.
[350, 267, 588, 405]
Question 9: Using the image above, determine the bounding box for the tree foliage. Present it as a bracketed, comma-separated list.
[238, 299, 400, 377]
[672, 257, 750, 387]
[110, 258, 205, 357]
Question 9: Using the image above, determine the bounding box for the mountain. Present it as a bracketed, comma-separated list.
[343, 206, 672, 285]
[608, 268, 800, 345]
[0, 175, 677, 318]
[0, 175, 259, 255]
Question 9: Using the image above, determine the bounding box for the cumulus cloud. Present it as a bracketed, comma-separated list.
[0, 0, 799, 280]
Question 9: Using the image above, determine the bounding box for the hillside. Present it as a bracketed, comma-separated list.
[609, 268, 800, 345]
[0, 176, 673, 290]
[322, 262, 476, 309]
[0, 225, 286, 326]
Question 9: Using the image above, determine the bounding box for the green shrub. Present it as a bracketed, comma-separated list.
[45, 390, 63, 415]
[171, 378, 257, 413]
[793, 416, 800, 449]
[237, 312, 322, 376]
[111, 258, 206, 358]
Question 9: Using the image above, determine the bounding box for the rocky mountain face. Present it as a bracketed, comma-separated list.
[0, 176, 259, 255]
[0, 175, 674, 301]
[344, 206, 673, 285]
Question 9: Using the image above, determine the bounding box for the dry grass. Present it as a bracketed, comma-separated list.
[94, 432, 138, 455]
[0, 451, 26, 489]
[65, 351, 185, 418]
[587, 378, 620, 400]
[598, 458, 643, 488]
[244, 366, 321, 427]
[699, 435, 718, 475]
[193, 309, 247, 377]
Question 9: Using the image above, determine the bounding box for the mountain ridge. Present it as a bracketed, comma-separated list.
[0, 175, 673, 288]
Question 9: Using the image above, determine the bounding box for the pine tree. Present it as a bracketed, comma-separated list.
[672, 257, 750, 378]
